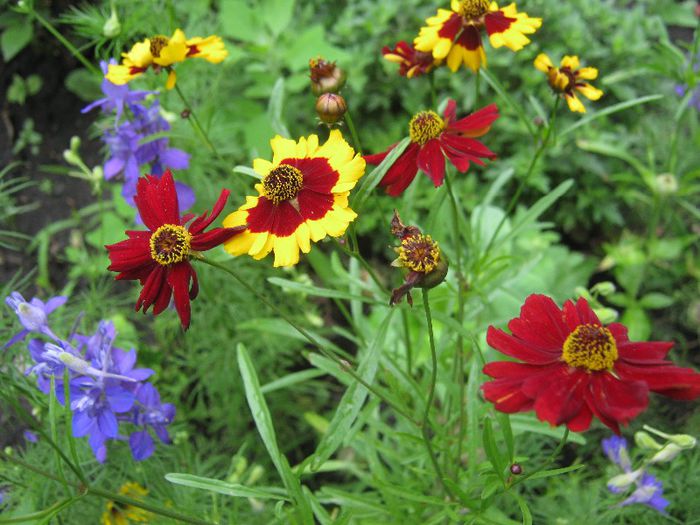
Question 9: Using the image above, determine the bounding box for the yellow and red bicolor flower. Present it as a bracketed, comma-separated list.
[101, 482, 150, 525]
[534, 53, 603, 113]
[414, 0, 541, 72]
[106, 29, 227, 90]
[382, 41, 441, 78]
[223, 131, 365, 267]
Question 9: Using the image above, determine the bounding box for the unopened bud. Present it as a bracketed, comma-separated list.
[309, 57, 346, 95]
[634, 431, 663, 451]
[591, 281, 616, 296]
[63, 149, 81, 166]
[180, 109, 191, 119]
[70, 136, 81, 152]
[315, 93, 347, 125]
[510, 463, 523, 475]
[593, 307, 618, 324]
[102, 7, 121, 38]
[654, 173, 678, 195]
[607, 469, 643, 493]
[247, 465, 264, 485]
[649, 443, 683, 464]
[643, 425, 698, 449]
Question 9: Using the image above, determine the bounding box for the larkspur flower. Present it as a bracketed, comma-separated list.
[365, 100, 498, 196]
[223, 130, 365, 267]
[128, 382, 176, 460]
[382, 41, 440, 78]
[389, 211, 448, 306]
[81, 60, 156, 124]
[481, 294, 700, 433]
[106, 29, 227, 89]
[106, 170, 243, 328]
[602, 435, 632, 472]
[618, 474, 670, 513]
[534, 54, 603, 113]
[4, 292, 66, 348]
[414, 0, 541, 72]
[102, 482, 151, 525]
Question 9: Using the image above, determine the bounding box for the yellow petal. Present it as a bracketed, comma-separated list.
[253, 158, 273, 177]
[165, 69, 177, 90]
[576, 83, 603, 101]
[534, 53, 553, 73]
[560, 55, 580, 70]
[125, 40, 153, 68]
[273, 235, 300, 267]
[577, 67, 598, 80]
[270, 135, 298, 165]
[565, 93, 586, 113]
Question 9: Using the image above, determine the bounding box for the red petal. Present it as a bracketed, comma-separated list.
[188, 189, 230, 235]
[506, 294, 571, 352]
[447, 104, 499, 137]
[380, 144, 421, 196]
[437, 13, 463, 39]
[484, 10, 517, 36]
[566, 404, 593, 432]
[286, 157, 338, 194]
[364, 148, 392, 166]
[135, 265, 166, 313]
[417, 139, 446, 187]
[486, 327, 561, 364]
[614, 361, 700, 400]
[297, 188, 334, 221]
[246, 197, 305, 237]
[167, 263, 192, 329]
[531, 367, 588, 427]
[586, 372, 649, 430]
[562, 296, 601, 331]
[134, 170, 180, 230]
[617, 341, 674, 363]
[191, 226, 244, 251]
[442, 99, 457, 124]
[454, 24, 482, 51]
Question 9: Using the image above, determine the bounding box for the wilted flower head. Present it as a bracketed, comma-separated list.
[382, 41, 439, 78]
[309, 56, 346, 94]
[389, 210, 448, 306]
[534, 54, 603, 113]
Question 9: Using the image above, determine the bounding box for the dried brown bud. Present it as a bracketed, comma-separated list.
[309, 56, 346, 95]
[510, 463, 523, 475]
[316, 93, 347, 125]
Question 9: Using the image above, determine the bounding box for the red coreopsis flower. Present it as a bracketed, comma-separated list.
[364, 100, 498, 196]
[382, 41, 439, 78]
[482, 294, 700, 433]
[106, 170, 243, 329]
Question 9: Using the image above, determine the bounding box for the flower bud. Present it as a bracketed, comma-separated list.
[247, 465, 264, 485]
[643, 425, 698, 449]
[510, 463, 523, 475]
[654, 173, 678, 195]
[607, 469, 643, 493]
[593, 307, 618, 324]
[70, 135, 81, 152]
[63, 149, 81, 166]
[315, 93, 347, 125]
[649, 443, 683, 464]
[309, 57, 346, 95]
[103, 7, 121, 38]
[591, 281, 616, 296]
[634, 431, 663, 451]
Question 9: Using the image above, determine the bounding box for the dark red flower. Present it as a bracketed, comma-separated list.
[105, 170, 243, 329]
[382, 41, 438, 78]
[482, 294, 700, 433]
[364, 100, 498, 196]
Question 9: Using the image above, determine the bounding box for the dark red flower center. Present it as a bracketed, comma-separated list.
[562, 324, 618, 371]
[409, 111, 445, 145]
[398, 234, 440, 273]
[262, 164, 304, 204]
[149, 224, 192, 265]
[456, 0, 490, 19]
[149, 35, 169, 58]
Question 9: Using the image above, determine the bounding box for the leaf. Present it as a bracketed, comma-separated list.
[281, 25, 350, 71]
[268, 77, 290, 137]
[482, 418, 507, 482]
[559, 95, 663, 138]
[237, 344, 313, 521]
[480, 68, 537, 138]
[165, 473, 289, 500]
[509, 414, 586, 444]
[268, 276, 380, 303]
[351, 137, 410, 211]
[527, 463, 585, 480]
[309, 310, 395, 470]
[639, 292, 674, 310]
[220, 0, 263, 43]
[263, 0, 295, 36]
[261, 368, 326, 394]
[1, 22, 33, 62]
[232, 165, 262, 179]
[512, 493, 533, 525]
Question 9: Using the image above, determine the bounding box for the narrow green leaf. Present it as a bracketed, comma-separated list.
[512, 493, 533, 525]
[165, 473, 289, 500]
[268, 276, 381, 304]
[480, 69, 537, 138]
[232, 165, 262, 179]
[1, 22, 33, 62]
[351, 137, 410, 210]
[482, 418, 506, 483]
[509, 414, 586, 445]
[495, 412, 514, 462]
[268, 77, 290, 137]
[527, 463, 585, 480]
[261, 368, 326, 394]
[559, 94, 663, 138]
[237, 344, 313, 522]
[310, 310, 395, 470]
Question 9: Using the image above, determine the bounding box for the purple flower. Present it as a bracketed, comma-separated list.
[23, 430, 38, 443]
[81, 60, 156, 123]
[26, 340, 78, 394]
[4, 292, 66, 348]
[602, 435, 631, 472]
[619, 473, 670, 514]
[128, 382, 176, 460]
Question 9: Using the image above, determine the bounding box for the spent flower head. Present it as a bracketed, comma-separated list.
[534, 54, 603, 113]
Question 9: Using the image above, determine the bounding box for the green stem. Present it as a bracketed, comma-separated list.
[401, 309, 413, 375]
[63, 368, 88, 485]
[196, 256, 418, 426]
[173, 83, 221, 158]
[477, 96, 561, 273]
[421, 289, 457, 501]
[334, 238, 387, 294]
[429, 72, 437, 108]
[474, 69, 480, 109]
[24, 7, 100, 76]
[0, 451, 214, 525]
[343, 110, 363, 155]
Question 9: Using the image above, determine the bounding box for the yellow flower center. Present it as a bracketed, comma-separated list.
[456, 0, 490, 19]
[399, 234, 440, 273]
[562, 324, 619, 372]
[547, 67, 575, 93]
[149, 35, 170, 58]
[262, 164, 304, 204]
[409, 111, 445, 145]
[149, 224, 192, 266]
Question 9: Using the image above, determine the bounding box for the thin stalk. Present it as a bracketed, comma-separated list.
[196, 256, 419, 426]
[343, 110, 363, 155]
[429, 72, 437, 108]
[474, 69, 480, 109]
[63, 368, 88, 485]
[173, 83, 221, 158]
[24, 7, 100, 76]
[0, 451, 215, 525]
[476, 96, 561, 273]
[421, 289, 457, 501]
[401, 308, 413, 375]
[334, 238, 386, 294]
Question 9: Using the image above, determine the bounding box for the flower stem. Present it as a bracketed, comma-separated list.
[172, 83, 221, 159]
[421, 289, 457, 501]
[343, 109, 363, 155]
[476, 96, 561, 273]
[401, 309, 413, 375]
[429, 72, 437, 108]
[474, 69, 480, 109]
[196, 256, 419, 426]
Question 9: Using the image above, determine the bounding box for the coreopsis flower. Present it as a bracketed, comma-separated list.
[102, 482, 151, 525]
[382, 41, 440, 78]
[105, 170, 242, 329]
[4, 292, 65, 348]
[223, 130, 365, 267]
[106, 29, 227, 90]
[482, 295, 700, 433]
[389, 211, 448, 306]
[414, 0, 542, 72]
[309, 57, 346, 95]
[534, 53, 603, 113]
[365, 100, 498, 196]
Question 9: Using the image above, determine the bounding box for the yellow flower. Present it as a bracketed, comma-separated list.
[106, 30, 227, 90]
[534, 53, 603, 113]
[223, 130, 365, 267]
[414, 1, 542, 72]
[101, 482, 150, 525]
